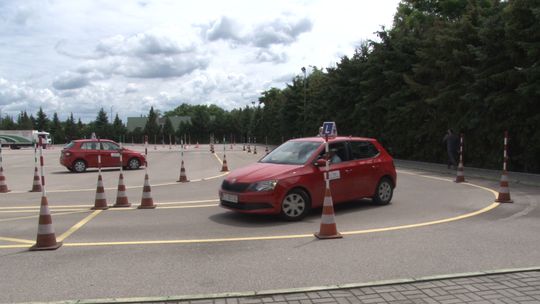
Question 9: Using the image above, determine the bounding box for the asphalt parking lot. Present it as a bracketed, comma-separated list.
[0, 144, 539, 303]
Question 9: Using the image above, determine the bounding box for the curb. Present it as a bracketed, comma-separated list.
[395, 159, 540, 187]
[14, 266, 540, 304]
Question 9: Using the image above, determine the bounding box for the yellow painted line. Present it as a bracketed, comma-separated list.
[0, 204, 94, 210]
[213, 153, 223, 165]
[0, 210, 91, 223]
[57, 210, 103, 242]
[0, 199, 220, 211]
[342, 202, 499, 235]
[0, 236, 34, 244]
[0, 208, 87, 213]
[0, 201, 499, 249]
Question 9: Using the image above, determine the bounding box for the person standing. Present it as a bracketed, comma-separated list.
[443, 129, 459, 169]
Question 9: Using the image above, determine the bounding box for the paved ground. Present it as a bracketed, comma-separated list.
[50, 268, 540, 304]
[1, 144, 539, 304]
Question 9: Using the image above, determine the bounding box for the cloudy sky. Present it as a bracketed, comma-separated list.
[0, 0, 400, 122]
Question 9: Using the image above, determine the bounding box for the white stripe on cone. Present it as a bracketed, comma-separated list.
[38, 224, 55, 234]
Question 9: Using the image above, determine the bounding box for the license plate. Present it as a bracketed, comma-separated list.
[222, 193, 238, 203]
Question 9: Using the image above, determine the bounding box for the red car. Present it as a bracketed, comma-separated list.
[60, 139, 146, 173]
[219, 136, 396, 221]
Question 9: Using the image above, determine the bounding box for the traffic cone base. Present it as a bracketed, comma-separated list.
[30, 167, 42, 192]
[30, 239, 63, 251]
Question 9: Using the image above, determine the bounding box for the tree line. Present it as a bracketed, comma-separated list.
[1, 0, 538, 173]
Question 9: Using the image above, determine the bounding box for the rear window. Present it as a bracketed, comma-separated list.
[349, 141, 379, 159]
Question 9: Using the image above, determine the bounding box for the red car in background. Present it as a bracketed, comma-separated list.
[60, 139, 146, 173]
[219, 136, 396, 221]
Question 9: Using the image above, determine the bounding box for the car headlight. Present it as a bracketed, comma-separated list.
[247, 180, 278, 192]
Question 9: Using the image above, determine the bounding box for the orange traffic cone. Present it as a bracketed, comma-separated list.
[455, 161, 465, 183]
[315, 186, 342, 239]
[92, 174, 109, 210]
[177, 160, 189, 182]
[196, 142, 199, 148]
[113, 173, 131, 207]
[221, 154, 229, 172]
[230, 144, 233, 150]
[0, 166, 10, 193]
[253, 145, 257, 154]
[243, 145, 246, 151]
[30, 195, 62, 251]
[247, 145, 251, 153]
[265, 146, 269, 154]
[138, 173, 156, 209]
[495, 170, 513, 203]
[30, 166, 42, 192]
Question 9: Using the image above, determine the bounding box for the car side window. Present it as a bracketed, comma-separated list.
[349, 141, 379, 160]
[81, 142, 96, 150]
[101, 142, 119, 151]
[318, 142, 349, 164]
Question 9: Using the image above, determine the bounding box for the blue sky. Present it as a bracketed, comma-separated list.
[0, 0, 400, 122]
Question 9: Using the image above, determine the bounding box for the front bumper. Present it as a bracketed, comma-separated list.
[219, 189, 282, 214]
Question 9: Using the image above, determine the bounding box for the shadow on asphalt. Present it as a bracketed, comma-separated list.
[209, 199, 385, 227]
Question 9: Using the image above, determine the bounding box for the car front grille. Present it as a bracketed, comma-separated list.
[221, 180, 250, 192]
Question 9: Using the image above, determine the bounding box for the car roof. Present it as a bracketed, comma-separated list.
[71, 139, 115, 143]
[289, 136, 376, 143]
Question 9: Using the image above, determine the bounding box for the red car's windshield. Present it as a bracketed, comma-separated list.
[260, 141, 321, 165]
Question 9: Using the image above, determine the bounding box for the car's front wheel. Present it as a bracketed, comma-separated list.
[72, 160, 87, 173]
[128, 158, 141, 170]
[280, 188, 310, 221]
[372, 177, 393, 205]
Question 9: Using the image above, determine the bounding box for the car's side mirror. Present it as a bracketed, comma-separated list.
[313, 158, 327, 167]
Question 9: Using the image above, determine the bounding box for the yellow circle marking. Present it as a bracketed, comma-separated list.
[0, 170, 500, 249]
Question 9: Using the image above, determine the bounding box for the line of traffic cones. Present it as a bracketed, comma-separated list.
[0, 166, 9, 193]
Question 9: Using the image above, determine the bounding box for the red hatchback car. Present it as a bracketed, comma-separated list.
[60, 139, 146, 173]
[219, 136, 396, 221]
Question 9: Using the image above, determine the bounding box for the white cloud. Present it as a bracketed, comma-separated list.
[0, 0, 400, 122]
[52, 72, 91, 90]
